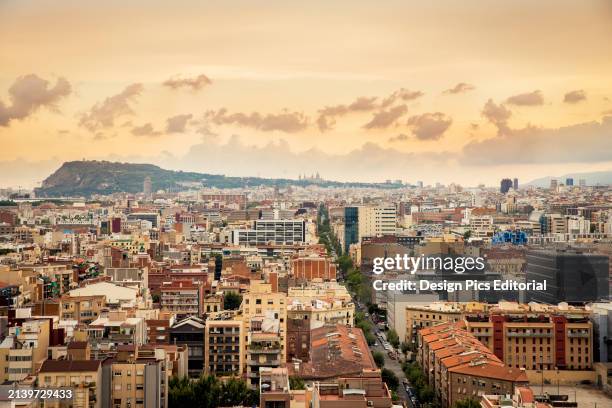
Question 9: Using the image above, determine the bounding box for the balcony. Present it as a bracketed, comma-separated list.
[567, 331, 590, 338]
[506, 332, 552, 338]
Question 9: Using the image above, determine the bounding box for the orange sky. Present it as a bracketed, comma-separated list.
[1, 0, 612, 187]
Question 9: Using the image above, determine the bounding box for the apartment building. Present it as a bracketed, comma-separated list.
[159, 280, 203, 317]
[463, 302, 593, 371]
[204, 311, 243, 376]
[0, 319, 51, 382]
[102, 345, 169, 408]
[38, 359, 102, 408]
[418, 322, 528, 408]
[245, 311, 284, 384]
[242, 282, 287, 369]
[169, 316, 205, 378]
[88, 311, 146, 351]
[60, 294, 106, 325]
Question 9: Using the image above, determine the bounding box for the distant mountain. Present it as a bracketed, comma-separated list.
[34, 160, 402, 197]
[526, 170, 612, 187]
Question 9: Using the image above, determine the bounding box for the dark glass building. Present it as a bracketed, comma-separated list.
[500, 178, 513, 193]
[526, 249, 609, 303]
[343, 207, 359, 253]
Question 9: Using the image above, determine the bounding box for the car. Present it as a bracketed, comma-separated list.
[374, 341, 379, 346]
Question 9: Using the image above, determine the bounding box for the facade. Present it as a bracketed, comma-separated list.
[232, 220, 306, 246]
[343, 207, 359, 253]
[38, 359, 102, 408]
[169, 316, 205, 378]
[291, 255, 337, 281]
[464, 302, 594, 371]
[60, 294, 106, 325]
[526, 249, 609, 303]
[159, 280, 203, 317]
[204, 312, 243, 376]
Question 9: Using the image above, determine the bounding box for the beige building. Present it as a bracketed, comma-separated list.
[0, 319, 51, 382]
[241, 281, 287, 368]
[60, 294, 106, 325]
[38, 359, 102, 408]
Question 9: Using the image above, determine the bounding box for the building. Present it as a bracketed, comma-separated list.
[357, 205, 397, 240]
[241, 282, 287, 371]
[464, 302, 593, 371]
[160, 280, 203, 317]
[405, 302, 481, 345]
[246, 312, 283, 388]
[38, 359, 102, 408]
[101, 345, 169, 408]
[232, 220, 306, 246]
[310, 370, 393, 408]
[143, 176, 152, 197]
[291, 255, 337, 281]
[343, 207, 359, 253]
[417, 321, 529, 408]
[169, 316, 205, 378]
[526, 249, 609, 303]
[259, 367, 292, 408]
[204, 311, 243, 376]
[290, 325, 377, 380]
[500, 179, 513, 194]
[513, 178, 519, 191]
[60, 294, 106, 325]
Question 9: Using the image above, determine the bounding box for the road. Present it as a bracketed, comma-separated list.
[370, 340, 411, 404]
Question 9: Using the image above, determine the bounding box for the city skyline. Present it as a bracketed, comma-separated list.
[2, 1, 612, 187]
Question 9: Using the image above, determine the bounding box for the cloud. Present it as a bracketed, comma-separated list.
[79, 83, 143, 131]
[179, 135, 453, 183]
[406, 112, 453, 141]
[163, 74, 212, 91]
[461, 116, 612, 165]
[205, 109, 308, 133]
[363, 105, 408, 129]
[131, 123, 162, 137]
[505, 90, 544, 106]
[316, 89, 422, 132]
[564, 89, 587, 104]
[166, 114, 193, 133]
[443, 82, 475, 95]
[317, 96, 379, 131]
[388, 133, 410, 143]
[481, 99, 512, 135]
[0, 74, 71, 126]
[380, 89, 424, 107]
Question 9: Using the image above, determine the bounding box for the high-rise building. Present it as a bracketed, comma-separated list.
[500, 178, 513, 193]
[526, 249, 609, 303]
[143, 176, 152, 197]
[579, 178, 586, 187]
[513, 178, 519, 190]
[550, 179, 558, 190]
[357, 205, 397, 239]
[566, 177, 574, 186]
[204, 312, 243, 376]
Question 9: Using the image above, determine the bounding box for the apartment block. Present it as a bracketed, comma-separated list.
[204, 312, 243, 376]
[463, 302, 593, 371]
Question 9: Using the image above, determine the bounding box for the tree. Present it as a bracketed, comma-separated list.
[152, 294, 160, 303]
[387, 329, 400, 348]
[289, 376, 306, 390]
[168, 375, 257, 408]
[453, 397, 481, 408]
[381, 368, 399, 391]
[223, 292, 242, 310]
[400, 341, 410, 355]
[373, 351, 385, 368]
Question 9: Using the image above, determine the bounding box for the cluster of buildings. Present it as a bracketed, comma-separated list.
[0, 177, 610, 407]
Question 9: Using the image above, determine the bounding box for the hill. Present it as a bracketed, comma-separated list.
[526, 170, 612, 187]
[34, 160, 401, 197]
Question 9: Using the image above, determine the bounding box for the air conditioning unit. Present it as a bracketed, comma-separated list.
[367, 401, 374, 407]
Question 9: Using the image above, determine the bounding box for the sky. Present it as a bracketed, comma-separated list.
[1, 0, 612, 188]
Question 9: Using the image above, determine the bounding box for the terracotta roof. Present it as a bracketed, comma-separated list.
[448, 361, 528, 382]
[39, 360, 101, 373]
